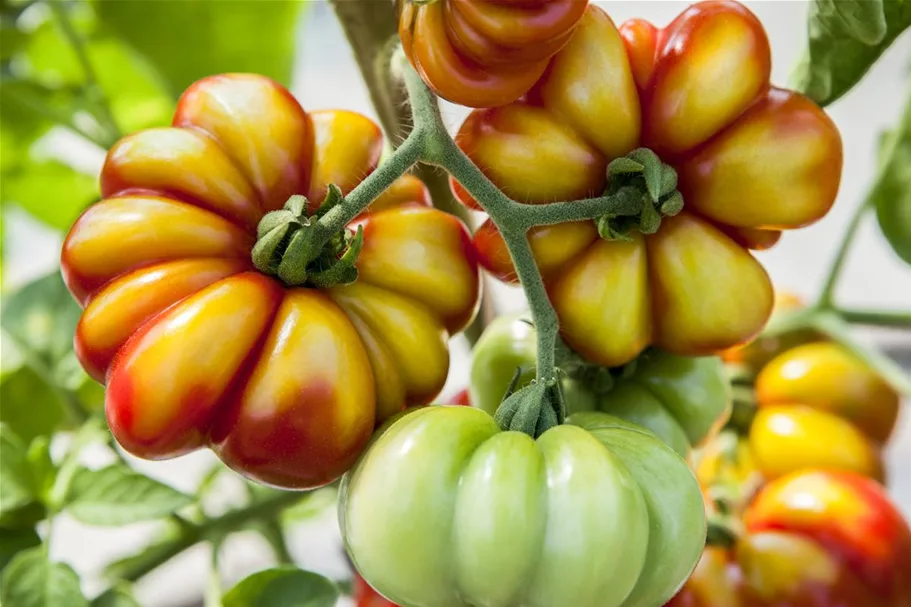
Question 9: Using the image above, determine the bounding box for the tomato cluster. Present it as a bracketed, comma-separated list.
[454, 1, 841, 368]
[62, 74, 480, 489]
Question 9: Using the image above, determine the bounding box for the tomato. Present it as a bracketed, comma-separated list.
[469, 316, 731, 457]
[341, 407, 705, 607]
[61, 74, 480, 489]
[670, 470, 911, 607]
[398, 0, 589, 108]
[749, 406, 884, 482]
[744, 470, 911, 606]
[755, 342, 900, 444]
[453, 2, 842, 367]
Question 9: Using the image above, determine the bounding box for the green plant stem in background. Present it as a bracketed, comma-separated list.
[837, 308, 911, 327]
[114, 491, 303, 583]
[816, 198, 870, 308]
[49, 0, 121, 144]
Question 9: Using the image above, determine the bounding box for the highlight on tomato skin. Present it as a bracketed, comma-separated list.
[61, 73, 481, 490]
[398, 0, 590, 108]
[452, 0, 843, 369]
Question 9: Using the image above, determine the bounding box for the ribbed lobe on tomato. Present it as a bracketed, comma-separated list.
[679, 88, 843, 230]
[454, 104, 606, 204]
[619, 18, 658, 92]
[642, 1, 771, 156]
[105, 273, 283, 459]
[744, 471, 911, 605]
[443, 1, 575, 67]
[755, 342, 900, 444]
[550, 236, 652, 368]
[749, 406, 883, 482]
[61, 196, 252, 305]
[356, 206, 479, 334]
[210, 289, 375, 489]
[173, 73, 313, 211]
[723, 226, 782, 251]
[647, 213, 773, 355]
[534, 5, 641, 160]
[368, 174, 432, 215]
[100, 127, 262, 230]
[307, 110, 383, 207]
[403, 1, 548, 109]
[75, 258, 249, 382]
[330, 281, 450, 409]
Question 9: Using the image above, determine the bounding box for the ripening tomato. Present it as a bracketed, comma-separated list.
[670, 470, 911, 607]
[61, 74, 480, 489]
[744, 470, 911, 606]
[454, 2, 842, 368]
[469, 316, 731, 457]
[398, 0, 589, 108]
[755, 342, 900, 444]
[341, 407, 706, 607]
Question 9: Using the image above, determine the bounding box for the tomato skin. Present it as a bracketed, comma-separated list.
[456, 1, 841, 367]
[749, 406, 883, 483]
[469, 316, 730, 457]
[62, 74, 480, 489]
[755, 342, 899, 444]
[341, 407, 705, 607]
[744, 470, 911, 606]
[398, 0, 588, 108]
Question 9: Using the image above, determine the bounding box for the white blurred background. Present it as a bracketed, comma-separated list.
[3, 2, 909, 605]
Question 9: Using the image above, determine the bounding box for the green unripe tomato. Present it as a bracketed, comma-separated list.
[340, 406, 706, 607]
[469, 317, 731, 457]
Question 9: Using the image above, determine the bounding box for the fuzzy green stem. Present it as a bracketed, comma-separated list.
[836, 308, 911, 328]
[113, 491, 303, 583]
[816, 198, 870, 308]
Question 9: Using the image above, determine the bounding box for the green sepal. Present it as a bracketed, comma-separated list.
[660, 191, 684, 216]
[638, 200, 662, 234]
[659, 165, 679, 197]
[277, 229, 310, 286]
[627, 148, 663, 202]
[494, 378, 565, 438]
[607, 156, 645, 177]
[308, 225, 364, 289]
[252, 224, 293, 275]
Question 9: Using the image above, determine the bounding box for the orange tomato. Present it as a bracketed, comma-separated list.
[62, 74, 480, 489]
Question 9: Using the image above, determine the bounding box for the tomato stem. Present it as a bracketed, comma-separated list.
[836, 308, 911, 327]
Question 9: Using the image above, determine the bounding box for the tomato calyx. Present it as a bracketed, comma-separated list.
[251, 184, 364, 288]
[595, 148, 684, 241]
[494, 373, 566, 438]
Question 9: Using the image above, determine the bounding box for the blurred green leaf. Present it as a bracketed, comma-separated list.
[96, 0, 305, 95]
[875, 90, 911, 265]
[1, 272, 81, 371]
[0, 527, 41, 572]
[90, 584, 140, 607]
[2, 160, 98, 231]
[66, 463, 193, 525]
[0, 424, 35, 519]
[0, 547, 87, 607]
[26, 435, 56, 503]
[222, 567, 339, 607]
[0, 365, 67, 442]
[280, 486, 337, 523]
[793, 0, 911, 106]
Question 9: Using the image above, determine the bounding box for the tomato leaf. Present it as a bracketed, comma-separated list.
[0, 364, 68, 442]
[0, 547, 87, 607]
[222, 567, 339, 607]
[2, 160, 98, 231]
[95, 0, 307, 96]
[793, 0, 911, 106]
[0, 424, 35, 520]
[90, 585, 141, 607]
[874, 89, 911, 265]
[0, 527, 41, 573]
[65, 464, 193, 526]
